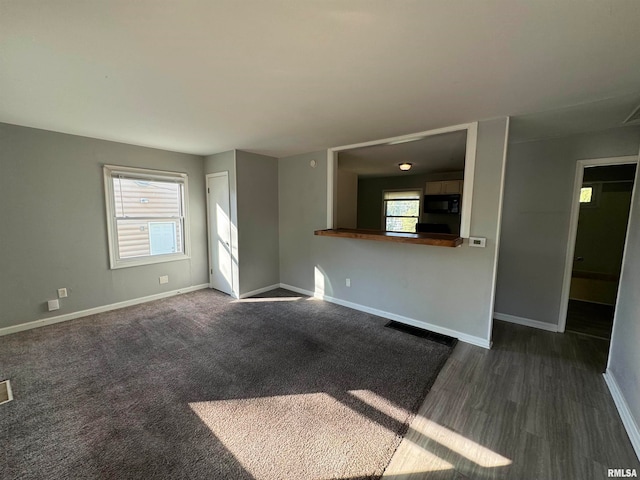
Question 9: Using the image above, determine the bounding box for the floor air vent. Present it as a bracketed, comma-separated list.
[385, 321, 458, 347]
[0, 380, 13, 405]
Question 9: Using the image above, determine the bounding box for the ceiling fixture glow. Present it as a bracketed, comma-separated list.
[398, 163, 412, 171]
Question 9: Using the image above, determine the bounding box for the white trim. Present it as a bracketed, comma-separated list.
[103, 164, 191, 269]
[326, 122, 478, 237]
[488, 117, 510, 342]
[460, 122, 478, 238]
[494, 312, 559, 332]
[238, 284, 282, 299]
[329, 122, 478, 152]
[0, 380, 13, 405]
[568, 297, 615, 307]
[604, 370, 640, 461]
[558, 155, 638, 332]
[279, 283, 491, 349]
[0, 284, 209, 337]
[279, 283, 315, 297]
[327, 150, 336, 229]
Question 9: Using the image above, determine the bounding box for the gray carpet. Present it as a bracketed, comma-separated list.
[0, 288, 455, 480]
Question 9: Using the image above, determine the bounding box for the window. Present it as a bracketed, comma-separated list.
[580, 183, 600, 208]
[580, 186, 593, 203]
[383, 190, 421, 233]
[103, 165, 190, 268]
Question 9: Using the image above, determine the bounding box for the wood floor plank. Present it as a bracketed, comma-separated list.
[383, 320, 640, 479]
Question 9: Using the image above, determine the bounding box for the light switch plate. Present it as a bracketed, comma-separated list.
[58, 288, 68, 298]
[469, 237, 486, 248]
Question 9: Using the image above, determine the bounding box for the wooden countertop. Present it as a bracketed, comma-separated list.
[314, 228, 463, 247]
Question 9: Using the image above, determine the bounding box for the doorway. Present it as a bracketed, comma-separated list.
[559, 156, 638, 339]
[206, 172, 234, 296]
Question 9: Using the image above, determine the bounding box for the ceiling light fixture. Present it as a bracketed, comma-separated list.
[398, 163, 412, 171]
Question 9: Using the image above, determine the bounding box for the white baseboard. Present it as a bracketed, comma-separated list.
[493, 312, 559, 332]
[238, 284, 282, 299]
[279, 283, 491, 349]
[279, 283, 315, 297]
[0, 284, 210, 337]
[568, 298, 615, 307]
[604, 370, 640, 461]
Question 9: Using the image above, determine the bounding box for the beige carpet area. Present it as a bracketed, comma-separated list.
[0, 288, 455, 479]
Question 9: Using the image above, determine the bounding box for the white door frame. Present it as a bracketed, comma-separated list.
[557, 155, 639, 332]
[206, 171, 234, 295]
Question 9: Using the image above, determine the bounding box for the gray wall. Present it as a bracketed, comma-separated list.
[574, 182, 633, 276]
[204, 150, 240, 297]
[495, 127, 640, 324]
[336, 169, 358, 229]
[236, 151, 280, 294]
[279, 118, 508, 342]
[608, 162, 640, 445]
[0, 123, 208, 329]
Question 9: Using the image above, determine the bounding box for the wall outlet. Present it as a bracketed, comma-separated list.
[346, 278, 351, 287]
[58, 288, 68, 298]
[469, 237, 487, 248]
[159, 275, 169, 284]
[47, 299, 60, 311]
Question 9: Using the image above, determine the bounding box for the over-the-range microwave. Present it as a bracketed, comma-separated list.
[423, 194, 461, 214]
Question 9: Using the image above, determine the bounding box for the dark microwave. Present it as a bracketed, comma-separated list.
[424, 194, 461, 214]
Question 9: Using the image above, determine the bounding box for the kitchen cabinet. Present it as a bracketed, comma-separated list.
[425, 180, 463, 195]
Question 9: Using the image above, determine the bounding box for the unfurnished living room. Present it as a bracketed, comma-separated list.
[2, 2, 640, 479]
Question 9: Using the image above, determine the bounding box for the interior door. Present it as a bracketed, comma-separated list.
[207, 172, 233, 295]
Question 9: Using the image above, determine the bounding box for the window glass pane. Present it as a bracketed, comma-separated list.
[386, 217, 418, 233]
[149, 222, 178, 255]
[580, 186, 593, 203]
[113, 177, 182, 217]
[386, 200, 419, 216]
[115, 218, 183, 259]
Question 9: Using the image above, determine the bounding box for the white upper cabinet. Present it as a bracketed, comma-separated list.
[426, 180, 463, 195]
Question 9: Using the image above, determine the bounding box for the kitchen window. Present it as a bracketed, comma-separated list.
[103, 165, 190, 269]
[383, 189, 422, 233]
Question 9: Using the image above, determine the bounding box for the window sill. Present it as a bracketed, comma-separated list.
[109, 253, 191, 269]
[314, 228, 463, 247]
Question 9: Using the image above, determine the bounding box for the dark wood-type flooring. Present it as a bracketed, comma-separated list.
[565, 299, 615, 340]
[384, 320, 639, 479]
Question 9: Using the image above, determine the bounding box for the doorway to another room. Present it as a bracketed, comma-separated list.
[206, 172, 234, 296]
[561, 159, 637, 340]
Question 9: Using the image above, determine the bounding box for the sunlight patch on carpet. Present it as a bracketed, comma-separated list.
[190, 391, 404, 479]
[348, 389, 410, 423]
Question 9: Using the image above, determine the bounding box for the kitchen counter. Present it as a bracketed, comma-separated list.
[314, 228, 463, 247]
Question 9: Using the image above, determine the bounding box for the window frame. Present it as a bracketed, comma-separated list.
[103, 165, 191, 269]
[381, 188, 423, 233]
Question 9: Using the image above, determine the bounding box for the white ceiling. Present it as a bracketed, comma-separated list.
[339, 130, 466, 177]
[2, 1, 640, 157]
